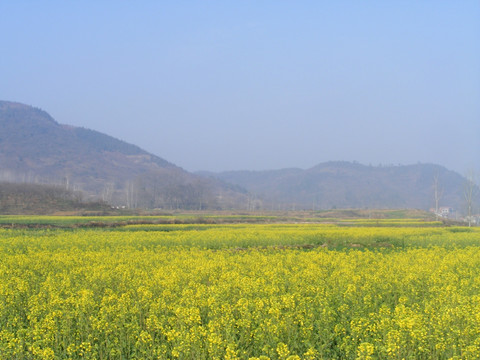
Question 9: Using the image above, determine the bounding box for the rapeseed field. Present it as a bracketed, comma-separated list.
[1, 220, 480, 359]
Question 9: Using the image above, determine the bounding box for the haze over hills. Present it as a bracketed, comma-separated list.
[201, 162, 473, 212]
[0, 101, 175, 178]
[0, 100, 476, 213]
[0, 101, 246, 210]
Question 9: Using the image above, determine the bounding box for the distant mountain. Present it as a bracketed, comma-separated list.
[0, 101, 247, 209]
[2, 101, 474, 213]
[0, 101, 174, 182]
[204, 161, 474, 212]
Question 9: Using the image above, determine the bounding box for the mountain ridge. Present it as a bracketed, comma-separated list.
[0, 101, 247, 209]
[203, 161, 472, 211]
[1, 100, 476, 212]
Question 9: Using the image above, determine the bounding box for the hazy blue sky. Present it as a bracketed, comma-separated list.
[1, 1, 479, 174]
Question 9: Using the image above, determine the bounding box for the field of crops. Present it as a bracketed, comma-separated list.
[1, 217, 480, 359]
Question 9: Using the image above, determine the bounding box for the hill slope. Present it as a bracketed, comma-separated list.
[0, 101, 246, 209]
[0, 182, 109, 215]
[0, 101, 174, 183]
[2, 101, 474, 212]
[207, 161, 472, 211]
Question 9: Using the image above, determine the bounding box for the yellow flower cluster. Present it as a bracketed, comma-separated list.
[0, 222, 479, 359]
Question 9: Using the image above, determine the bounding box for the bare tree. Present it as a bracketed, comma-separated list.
[125, 180, 138, 209]
[433, 173, 443, 220]
[63, 175, 71, 191]
[463, 169, 477, 227]
[102, 182, 115, 204]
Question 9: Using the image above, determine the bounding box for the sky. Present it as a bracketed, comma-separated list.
[1, 1, 479, 174]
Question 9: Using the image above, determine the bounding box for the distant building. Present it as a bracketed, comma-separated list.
[430, 207, 456, 219]
[439, 207, 454, 217]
